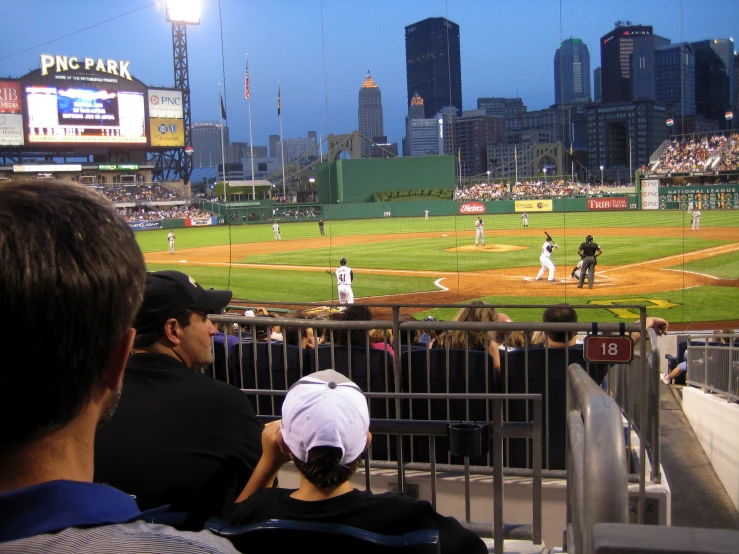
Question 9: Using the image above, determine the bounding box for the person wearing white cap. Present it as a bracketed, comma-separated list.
[229, 370, 487, 554]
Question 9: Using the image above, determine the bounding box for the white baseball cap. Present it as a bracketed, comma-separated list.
[280, 370, 369, 465]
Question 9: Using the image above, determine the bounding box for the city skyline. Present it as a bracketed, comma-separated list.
[1, 0, 737, 152]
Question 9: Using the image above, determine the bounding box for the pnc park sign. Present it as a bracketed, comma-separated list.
[39, 54, 133, 81]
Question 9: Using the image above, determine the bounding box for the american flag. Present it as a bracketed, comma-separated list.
[244, 56, 250, 100]
[277, 84, 281, 116]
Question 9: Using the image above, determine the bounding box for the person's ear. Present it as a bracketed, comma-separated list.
[162, 317, 181, 345]
[100, 327, 136, 392]
[365, 431, 373, 450]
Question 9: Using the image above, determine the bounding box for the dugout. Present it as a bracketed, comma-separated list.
[315, 155, 456, 204]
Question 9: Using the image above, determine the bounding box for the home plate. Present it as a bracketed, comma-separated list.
[179, 260, 188, 263]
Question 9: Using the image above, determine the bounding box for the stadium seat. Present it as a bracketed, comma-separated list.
[203, 518, 440, 554]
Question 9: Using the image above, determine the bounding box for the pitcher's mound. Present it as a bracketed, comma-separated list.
[447, 244, 528, 253]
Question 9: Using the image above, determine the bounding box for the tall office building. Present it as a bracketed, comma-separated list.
[408, 91, 426, 120]
[441, 110, 503, 177]
[554, 38, 591, 105]
[692, 39, 735, 127]
[594, 67, 602, 102]
[358, 71, 384, 158]
[405, 17, 462, 118]
[269, 134, 280, 158]
[191, 122, 230, 169]
[600, 25, 654, 103]
[630, 34, 670, 101]
[655, 43, 696, 116]
[477, 97, 527, 119]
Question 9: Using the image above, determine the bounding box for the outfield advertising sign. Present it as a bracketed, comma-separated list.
[587, 197, 629, 211]
[641, 179, 659, 210]
[128, 220, 162, 231]
[515, 199, 552, 212]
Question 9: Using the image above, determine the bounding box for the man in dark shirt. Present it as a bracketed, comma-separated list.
[318, 218, 325, 235]
[95, 271, 263, 529]
[228, 370, 487, 554]
[576, 234, 603, 289]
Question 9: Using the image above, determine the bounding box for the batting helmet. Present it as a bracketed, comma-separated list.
[340, 257, 347, 266]
[586, 235, 593, 242]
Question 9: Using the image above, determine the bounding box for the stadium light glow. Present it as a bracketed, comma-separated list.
[166, 0, 201, 25]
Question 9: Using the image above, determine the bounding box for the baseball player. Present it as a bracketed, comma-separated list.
[521, 212, 528, 228]
[167, 231, 176, 254]
[335, 257, 354, 306]
[272, 221, 281, 240]
[577, 234, 603, 289]
[687, 200, 694, 214]
[535, 236, 558, 282]
[474, 217, 485, 246]
[424, 209, 429, 221]
[570, 259, 584, 280]
[692, 208, 701, 231]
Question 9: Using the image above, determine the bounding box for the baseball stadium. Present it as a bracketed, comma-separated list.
[2, 0, 739, 553]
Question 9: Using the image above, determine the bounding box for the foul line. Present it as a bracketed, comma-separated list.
[602, 243, 739, 275]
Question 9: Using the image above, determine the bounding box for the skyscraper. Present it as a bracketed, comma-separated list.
[405, 17, 462, 118]
[358, 71, 384, 158]
[692, 39, 735, 127]
[600, 24, 654, 103]
[630, 34, 671, 101]
[655, 43, 696, 116]
[191, 122, 230, 169]
[594, 67, 602, 102]
[554, 38, 592, 105]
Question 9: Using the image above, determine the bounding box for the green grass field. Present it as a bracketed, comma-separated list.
[138, 210, 739, 325]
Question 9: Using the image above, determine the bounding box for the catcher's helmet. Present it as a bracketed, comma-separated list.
[340, 257, 347, 266]
[586, 234, 593, 242]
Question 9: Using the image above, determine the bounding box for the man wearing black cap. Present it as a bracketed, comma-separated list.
[95, 270, 263, 529]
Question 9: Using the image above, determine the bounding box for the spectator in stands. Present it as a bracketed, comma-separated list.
[431, 301, 501, 371]
[542, 305, 581, 347]
[399, 313, 422, 346]
[281, 310, 317, 350]
[333, 305, 373, 347]
[94, 270, 263, 529]
[369, 328, 395, 364]
[228, 370, 488, 554]
[0, 181, 236, 552]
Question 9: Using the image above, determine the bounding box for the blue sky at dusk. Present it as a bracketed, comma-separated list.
[1, 0, 737, 150]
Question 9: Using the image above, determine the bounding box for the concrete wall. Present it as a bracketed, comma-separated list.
[682, 387, 739, 511]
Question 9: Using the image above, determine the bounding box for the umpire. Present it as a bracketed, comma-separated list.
[577, 234, 602, 289]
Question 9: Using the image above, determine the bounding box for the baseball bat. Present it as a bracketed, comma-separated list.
[545, 231, 559, 248]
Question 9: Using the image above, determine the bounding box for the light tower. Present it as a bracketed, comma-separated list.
[165, 0, 200, 185]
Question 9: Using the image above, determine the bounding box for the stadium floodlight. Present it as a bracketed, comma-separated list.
[166, 0, 201, 25]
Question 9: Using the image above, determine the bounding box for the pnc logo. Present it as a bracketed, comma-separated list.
[150, 95, 160, 105]
[459, 202, 486, 214]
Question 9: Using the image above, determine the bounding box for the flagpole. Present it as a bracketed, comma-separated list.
[245, 55, 256, 200]
[278, 81, 286, 200]
[514, 145, 518, 193]
[218, 82, 227, 203]
[629, 138, 633, 186]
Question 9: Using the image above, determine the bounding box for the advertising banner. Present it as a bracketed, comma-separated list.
[128, 220, 162, 231]
[150, 117, 185, 147]
[0, 81, 22, 113]
[587, 197, 629, 211]
[186, 217, 213, 227]
[641, 179, 659, 210]
[514, 199, 553, 212]
[0, 114, 25, 146]
[148, 89, 183, 119]
[458, 202, 486, 215]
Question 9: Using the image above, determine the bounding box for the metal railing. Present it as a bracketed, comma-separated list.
[566, 363, 629, 554]
[251, 392, 542, 550]
[685, 334, 739, 402]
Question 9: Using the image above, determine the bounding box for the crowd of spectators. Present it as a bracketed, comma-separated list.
[454, 180, 616, 202]
[119, 205, 212, 221]
[651, 133, 739, 174]
[94, 183, 184, 203]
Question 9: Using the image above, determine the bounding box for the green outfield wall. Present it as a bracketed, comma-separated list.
[316, 156, 456, 204]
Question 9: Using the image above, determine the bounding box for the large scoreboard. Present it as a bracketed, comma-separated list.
[0, 54, 184, 148]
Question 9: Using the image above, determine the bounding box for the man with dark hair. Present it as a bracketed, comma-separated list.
[95, 270, 263, 529]
[229, 370, 487, 554]
[543, 305, 579, 346]
[577, 234, 602, 289]
[0, 181, 236, 551]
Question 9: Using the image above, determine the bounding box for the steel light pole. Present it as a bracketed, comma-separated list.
[600, 165, 604, 186]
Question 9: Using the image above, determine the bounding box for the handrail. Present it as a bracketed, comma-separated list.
[684, 334, 739, 402]
[565, 363, 629, 554]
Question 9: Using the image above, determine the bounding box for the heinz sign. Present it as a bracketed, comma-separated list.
[459, 202, 486, 214]
[587, 197, 628, 211]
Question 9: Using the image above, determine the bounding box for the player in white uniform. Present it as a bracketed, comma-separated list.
[335, 257, 354, 306]
[535, 237, 558, 282]
[521, 212, 528, 228]
[424, 209, 429, 220]
[167, 231, 176, 254]
[272, 221, 281, 240]
[474, 217, 485, 246]
[691, 209, 701, 231]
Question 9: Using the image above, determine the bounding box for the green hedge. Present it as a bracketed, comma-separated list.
[372, 189, 454, 202]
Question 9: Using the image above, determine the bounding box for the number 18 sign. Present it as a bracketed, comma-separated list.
[584, 335, 634, 363]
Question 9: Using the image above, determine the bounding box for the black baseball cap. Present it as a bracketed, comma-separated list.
[134, 270, 233, 333]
